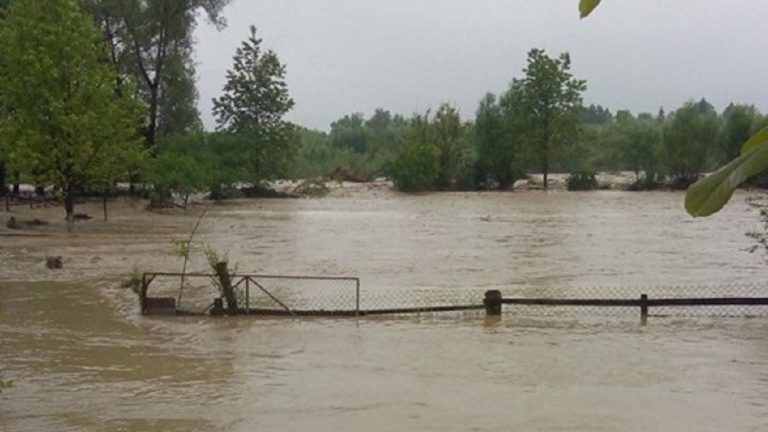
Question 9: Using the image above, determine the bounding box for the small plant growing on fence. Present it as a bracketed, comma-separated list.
[172, 209, 207, 307]
[0, 376, 14, 393]
[121, 265, 143, 292]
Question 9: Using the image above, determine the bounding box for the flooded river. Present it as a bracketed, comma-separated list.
[2, 189, 768, 431]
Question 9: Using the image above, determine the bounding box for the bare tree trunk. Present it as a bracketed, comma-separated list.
[0, 161, 6, 199]
[64, 191, 75, 232]
[103, 193, 108, 222]
[12, 171, 19, 195]
[147, 87, 158, 151]
[177, 209, 207, 308]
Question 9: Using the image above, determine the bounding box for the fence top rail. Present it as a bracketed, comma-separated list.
[142, 272, 360, 282]
[501, 297, 768, 307]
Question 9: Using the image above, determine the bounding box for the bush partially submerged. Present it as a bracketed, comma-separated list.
[567, 171, 598, 191]
[121, 265, 143, 292]
[240, 184, 294, 198]
[0, 376, 14, 393]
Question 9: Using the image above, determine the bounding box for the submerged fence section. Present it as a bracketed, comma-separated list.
[139, 273, 768, 320]
[140, 272, 361, 316]
[494, 283, 768, 318]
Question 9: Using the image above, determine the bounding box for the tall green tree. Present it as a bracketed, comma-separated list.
[390, 114, 440, 192]
[330, 113, 371, 153]
[512, 48, 586, 190]
[213, 25, 296, 183]
[475, 93, 525, 189]
[0, 0, 143, 229]
[84, 0, 229, 149]
[663, 100, 721, 189]
[610, 110, 662, 182]
[432, 103, 471, 189]
[720, 103, 763, 162]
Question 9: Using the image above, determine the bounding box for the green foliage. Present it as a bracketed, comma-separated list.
[720, 104, 763, 162]
[292, 109, 408, 181]
[172, 239, 191, 258]
[0, 0, 143, 227]
[0, 376, 13, 392]
[203, 244, 239, 297]
[213, 25, 297, 183]
[84, 0, 231, 148]
[204, 245, 229, 271]
[474, 93, 526, 189]
[148, 148, 213, 208]
[573, 0, 768, 216]
[601, 110, 663, 181]
[663, 99, 721, 189]
[686, 127, 768, 217]
[579, 0, 602, 18]
[330, 113, 372, 153]
[390, 142, 439, 193]
[389, 107, 474, 192]
[567, 171, 598, 191]
[579, 104, 613, 125]
[512, 48, 587, 190]
[431, 104, 473, 189]
[390, 118, 440, 192]
[290, 128, 341, 179]
[121, 265, 142, 290]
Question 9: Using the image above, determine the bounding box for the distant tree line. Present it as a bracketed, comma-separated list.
[290, 49, 767, 193]
[2, 0, 768, 231]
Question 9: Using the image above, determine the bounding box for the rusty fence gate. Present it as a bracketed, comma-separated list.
[140, 272, 361, 316]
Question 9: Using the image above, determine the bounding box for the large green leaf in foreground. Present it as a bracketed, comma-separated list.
[686, 127, 768, 217]
[579, 0, 602, 18]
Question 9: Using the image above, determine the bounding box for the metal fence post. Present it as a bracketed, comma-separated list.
[484, 290, 502, 316]
[640, 294, 648, 325]
[356, 278, 360, 317]
[140, 273, 148, 316]
[245, 277, 250, 314]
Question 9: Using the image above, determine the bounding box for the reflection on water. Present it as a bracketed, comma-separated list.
[2, 191, 768, 431]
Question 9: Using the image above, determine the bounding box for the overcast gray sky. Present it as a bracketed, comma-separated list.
[193, 0, 767, 131]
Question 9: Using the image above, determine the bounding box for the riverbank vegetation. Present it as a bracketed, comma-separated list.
[2, 0, 768, 230]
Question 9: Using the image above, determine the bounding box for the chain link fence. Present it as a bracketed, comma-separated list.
[140, 274, 768, 319]
[495, 282, 768, 318]
[141, 273, 360, 315]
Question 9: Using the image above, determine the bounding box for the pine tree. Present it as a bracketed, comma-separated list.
[213, 25, 296, 183]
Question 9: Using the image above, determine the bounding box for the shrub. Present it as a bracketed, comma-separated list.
[567, 171, 598, 191]
[390, 141, 440, 192]
[147, 151, 213, 208]
[627, 173, 662, 191]
[0, 376, 14, 393]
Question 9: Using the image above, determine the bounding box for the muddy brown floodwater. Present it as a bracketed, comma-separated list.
[2, 189, 768, 431]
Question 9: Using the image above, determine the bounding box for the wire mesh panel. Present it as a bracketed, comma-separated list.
[497, 283, 768, 318]
[141, 273, 360, 316]
[141, 273, 768, 320]
[361, 288, 484, 314]
[245, 276, 360, 315]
